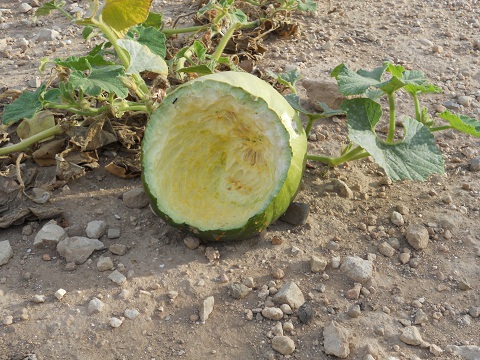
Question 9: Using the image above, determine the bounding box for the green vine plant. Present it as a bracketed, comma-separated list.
[0, 0, 316, 156]
[280, 62, 480, 181]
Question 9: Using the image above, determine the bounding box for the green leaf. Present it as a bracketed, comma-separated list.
[376, 76, 405, 94]
[55, 54, 114, 71]
[101, 0, 153, 35]
[126, 26, 166, 58]
[82, 26, 94, 40]
[230, 9, 248, 24]
[42, 88, 62, 103]
[116, 39, 168, 76]
[193, 40, 207, 62]
[297, 0, 317, 12]
[35, 0, 64, 17]
[142, 11, 163, 29]
[439, 111, 480, 138]
[343, 98, 444, 181]
[177, 64, 214, 75]
[331, 63, 387, 96]
[69, 66, 128, 98]
[2, 85, 46, 125]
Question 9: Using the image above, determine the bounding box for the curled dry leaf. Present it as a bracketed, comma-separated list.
[32, 138, 66, 166]
[105, 154, 141, 178]
[68, 117, 117, 151]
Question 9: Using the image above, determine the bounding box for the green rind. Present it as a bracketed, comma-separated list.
[142, 72, 307, 241]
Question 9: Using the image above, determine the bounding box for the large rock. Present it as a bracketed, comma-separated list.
[273, 282, 305, 310]
[446, 345, 480, 360]
[271, 336, 295, 355]
[34, 223, 67, 247]
[57, 236, 105, 264]
[340, 256, 373, 283]
[85, 220, 107, 239]
[0, 240, 13, 266]
[406, 224, 429, 250]
[122, 187, 150, 209]
[323, 321, 350, 358]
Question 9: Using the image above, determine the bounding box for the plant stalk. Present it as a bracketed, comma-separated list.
[412, 92, 421, 122]
[211, 22, 242, 62]
[430, 125, 452, 132]
[386, 93, 396, 143]
[307, 146, 369, 167]
[0, 124, 67, 156]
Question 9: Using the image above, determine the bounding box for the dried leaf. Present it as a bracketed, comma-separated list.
[55, 153, 86, 181]
[105, 154, 141, 178]
[16, 110, 55, 140]
[68, 117, 117, 151]
[0, 206, 31, 228]
[32, 138, 66, 166]
[114, 124, 144, 149]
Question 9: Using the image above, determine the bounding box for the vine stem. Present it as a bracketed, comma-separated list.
[430, 125, 452, 132]
[0, 123, 69, 156]
[386, 93, 396, 143]
[412, 92, 421, 122]
[307, 146, 369, 166]
[211, 22, 242, 62]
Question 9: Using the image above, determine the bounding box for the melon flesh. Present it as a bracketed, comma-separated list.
[142, 72, 307, 240]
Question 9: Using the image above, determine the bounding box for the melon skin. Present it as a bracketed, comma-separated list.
[142, 71, 307, 241]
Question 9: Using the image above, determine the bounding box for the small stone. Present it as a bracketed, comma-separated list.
[65, 262, 77, 271]
[271, 236, 283, 245]
[272, 322, 283, 336]
[109, 243, 127, 256]
[229, 283, 251, 299]
[399, 252, 411, 264]
[57, 237, 105, 264]
[184, 236, 200, 250]
[97, 257, 114, 272]
[345, 283, 362, 300]
[42, 254, 51, 261]
[280, 202, 310, 225]
[86, 220, 107, 239]
[330, 256, 341, 269]
[432, 44, 443, 53]
[0, 241, 14, 266]
[280, 304, 293, 315]
[470, 156, 480, 172]
[400, 326, 423, 346]
[271, 268, 285, 279]
[458, 95, 474, 107]
[31, 294, 46, 303]
[340, 256, 373, 283]
[244, 309, 253, 321]
[205, 247, 220, 262]
[124, 308, 140, 320]
[310, 255, 327, 273]
[283, 320, 294, 332]
[271, 336, 295, 355]
[109, 317, 123, 328]
[323, 321, 350, 358]
[297, 302, 314, 324]
[108, 270, 126, 285]
[396, 204, 410, 215]
[374, 326, 385, 336]
[199, 296, 214, 322]
[430, 344, 443, 356]
[331, 179, 353, 198]
[273, 282, 305, 310]
[244, 277, 255, 288]
[468, 307, 480, 318]
[3, 315, 13, 325]
[458, 279, 471, 291]
[441, 194, 453, 204]
[107, 228, 121, 239]
[390, 211, 404, 226]
[88, 297, 105, 314]
[414, 309, 428, 324]
[406, 224, 429, 250]
[54, 289, 66, 300]
[348, 304, 361, 318]
[122, 187, 149, 209]
[34, 224, 67, 248]
[20, 3, 33, 12]
[262, 307, 284, 321]
[378, 242, 396, 257]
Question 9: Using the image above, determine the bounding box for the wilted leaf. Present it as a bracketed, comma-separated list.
[105, 155, 141, 178]
[32, 138, 66, 166]
[117, 39, 168, 76]
[16, 110, 55, 140]
[68, 117, 117, 151]
[102, 0, 153, 35]
[55, 153, 86, 181]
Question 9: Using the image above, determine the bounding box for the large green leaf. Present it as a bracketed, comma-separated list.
[142, 11, 163, 29]
[343, 98, 444, 181]
[55, 54, 114, 71]
[69, 65, 128, 98]
[101, 0, 152, 34]
[116, 39, 168, 76]
[126, 26, 166, 58]
[331, 63, 388, 96]
[2, 85, 46, 125]
[439, 111, 480, 138]
[297, 0, 317, 12]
